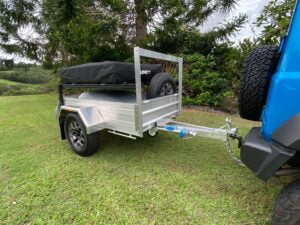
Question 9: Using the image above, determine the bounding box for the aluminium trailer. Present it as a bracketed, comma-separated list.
[56, 47, 241, 156]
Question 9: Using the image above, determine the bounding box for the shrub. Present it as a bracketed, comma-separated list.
[0, 66, 53, 84]
[182, 54, 230, 107]
[0, 84, 52, 96]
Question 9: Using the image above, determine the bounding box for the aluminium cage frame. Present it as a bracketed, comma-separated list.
[57, 47, 183, 138]
[133, 47, 183, 137]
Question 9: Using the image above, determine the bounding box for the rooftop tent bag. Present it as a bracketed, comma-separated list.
[60, 61, 162, 84]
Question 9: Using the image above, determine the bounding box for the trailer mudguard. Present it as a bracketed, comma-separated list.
[56, 105, 105, 138]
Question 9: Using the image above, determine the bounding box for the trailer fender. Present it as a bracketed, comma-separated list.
[57, 105, 105, 139]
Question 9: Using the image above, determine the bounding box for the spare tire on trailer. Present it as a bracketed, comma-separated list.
[147, 73, 176, 99]
[238, 45, 279, 121]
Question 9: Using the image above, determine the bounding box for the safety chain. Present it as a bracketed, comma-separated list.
[224, 138, 245, 167]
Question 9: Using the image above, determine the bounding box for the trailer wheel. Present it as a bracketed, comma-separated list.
[64, 113, 100, 156]
[147, 127, 158, 137]
[238, 45, 279, 121]
[272, 179, 300, 225]
[147, 73, 176, 99]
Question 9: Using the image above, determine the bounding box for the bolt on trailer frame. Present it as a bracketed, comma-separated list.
[56, 47, 241, 147]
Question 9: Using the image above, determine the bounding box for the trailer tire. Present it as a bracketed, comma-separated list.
[64, 113, 100, 156]
[239, 45, 279, 121]
[147, 127, 158, 137]
[272, 179, 300, 225]
[147, 73, 176, 99]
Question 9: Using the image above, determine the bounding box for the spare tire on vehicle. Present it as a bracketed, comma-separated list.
[238, 45, 279, 121]
[147, 73, 176, 99]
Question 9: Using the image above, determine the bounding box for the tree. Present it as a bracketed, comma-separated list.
[256, 0, 296, 45]
[0, 0, 43, 61]
[148, 14, 246, 55]
[41, 0, 131, 67]
[0, 0, 246, 66]
[134, 0, 149, 45]
[132, 0, 244, 45]
[0, 58, 14, 69]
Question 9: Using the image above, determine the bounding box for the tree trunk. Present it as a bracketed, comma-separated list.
[134, 0, 147, 45]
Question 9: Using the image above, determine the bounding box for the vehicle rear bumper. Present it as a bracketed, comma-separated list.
[241, 127, 295, 181]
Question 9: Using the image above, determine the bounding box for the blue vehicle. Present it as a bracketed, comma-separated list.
[239, 1, 300, 224]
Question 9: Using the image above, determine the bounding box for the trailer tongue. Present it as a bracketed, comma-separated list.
[157, 118, 243, 165]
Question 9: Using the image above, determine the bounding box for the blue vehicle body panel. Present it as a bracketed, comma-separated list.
[262, 0, 300, 141]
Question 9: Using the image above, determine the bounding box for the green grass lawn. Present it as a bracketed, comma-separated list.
[0, 79, 24, 85]
[0, 79, 42, 86]
[0, 95, 296, 225]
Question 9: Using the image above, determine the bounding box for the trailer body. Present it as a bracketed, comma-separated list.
[57, 48, 182, 138]
[57, 91, 180, 138]
[56, 48, 238, 151]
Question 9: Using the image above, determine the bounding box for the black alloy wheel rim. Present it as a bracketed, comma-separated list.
[68, 120, 85, 151]
[160, 82, 174, 96]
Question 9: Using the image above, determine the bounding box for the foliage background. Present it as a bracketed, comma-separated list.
[0, 0, 296, 110]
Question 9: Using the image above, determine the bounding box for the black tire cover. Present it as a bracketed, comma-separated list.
[61, 61, 162, 84]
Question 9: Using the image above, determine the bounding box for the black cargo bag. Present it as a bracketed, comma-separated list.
[60, 61, 162, 84]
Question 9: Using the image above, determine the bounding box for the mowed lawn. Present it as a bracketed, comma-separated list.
[0, 95, 296, 225]
[0, 79, 39, 86]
